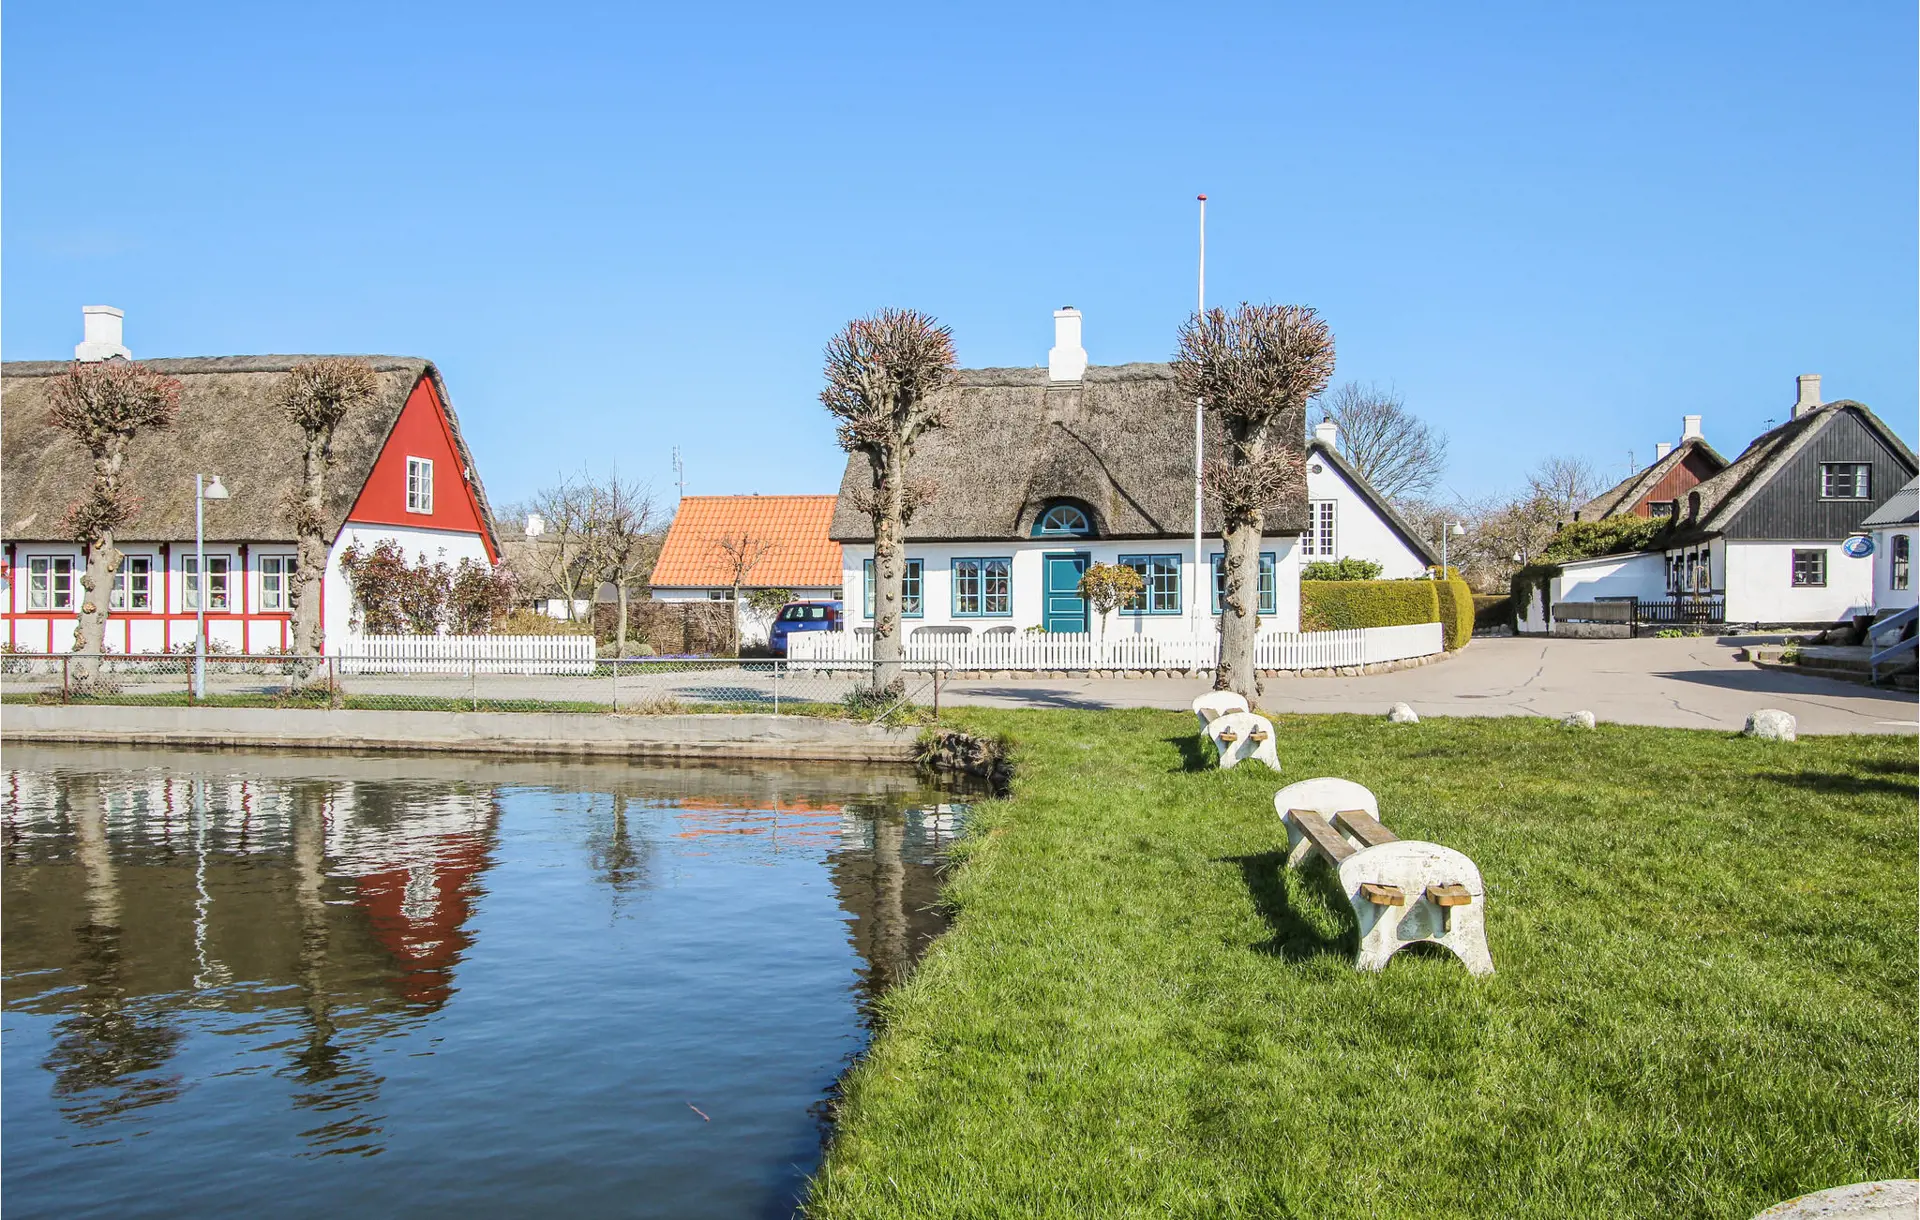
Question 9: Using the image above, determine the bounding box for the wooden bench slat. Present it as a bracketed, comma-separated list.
[1359, 882, 1406, 906]
[1426, 883, 1472, 907]
[1334, 810, 1398, 848]
[1287, 810, 1356, 864]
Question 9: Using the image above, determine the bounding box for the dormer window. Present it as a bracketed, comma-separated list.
[1032, 502, 1093, 537]
[407, 457, 434, 513]
[1649, 500, 1676, 518]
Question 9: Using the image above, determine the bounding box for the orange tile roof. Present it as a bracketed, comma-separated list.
[650, 495, 843, 590]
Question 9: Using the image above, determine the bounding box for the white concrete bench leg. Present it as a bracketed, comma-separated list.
[1205, 710, 1280, 771]
[1336, 841, 1493, 977]
[1192, 690, 1250, 733]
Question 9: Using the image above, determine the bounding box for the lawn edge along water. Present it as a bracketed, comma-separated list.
[804, 709, 1918, 1220]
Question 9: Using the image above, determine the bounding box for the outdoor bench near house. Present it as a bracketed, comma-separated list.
[1274, 777, 1493, 976]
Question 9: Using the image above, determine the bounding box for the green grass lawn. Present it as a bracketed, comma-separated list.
[808, 710, 1918, 1219]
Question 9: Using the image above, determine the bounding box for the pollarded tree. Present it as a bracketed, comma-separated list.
[46, 361, 184, 680]
[1174, 304, 1336, 702]
[820, 309, 957, 693]
[277, 359, 380, 658]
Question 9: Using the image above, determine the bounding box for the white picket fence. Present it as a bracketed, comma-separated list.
[787, 622, 1444, 671]
[341, 635, 596, 675]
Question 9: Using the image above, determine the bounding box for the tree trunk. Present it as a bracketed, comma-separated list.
[289, 429, 331, 663]
[1215, 519, 1264, 702]
[73, 535, 119, 684]
[731, 580, 743, 655]
[871, 453, 906, 694]
[615, 582, 630, 654]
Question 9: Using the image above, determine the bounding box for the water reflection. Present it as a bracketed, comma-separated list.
[3, 744, 970, 1214]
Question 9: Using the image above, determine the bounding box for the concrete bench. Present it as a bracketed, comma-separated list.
[1205, 710, 1280, 771]
[1273, 777, 1492, 976]
[1191, 690, 1249, 732]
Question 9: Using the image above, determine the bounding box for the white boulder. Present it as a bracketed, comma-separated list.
[1387, 702, 1419, 724]
[1752, 1180, 1919, 1219]
[1744, 709, 1797, 742]
[1561, 710, 1596, 730]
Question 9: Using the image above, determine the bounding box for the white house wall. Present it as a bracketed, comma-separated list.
[1871, 527, 1917, 613]
[839, 539, 1303, 635]
[325, 522, 493, 652]
[651, 585, 839, 646]
[1303, 460, 1429, 579]
[1722, 540, 1873, 624]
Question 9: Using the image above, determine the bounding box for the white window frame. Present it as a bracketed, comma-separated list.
[259, 555, 296, 611]
[407, 456, 434, 514]
[1309, 499, 1337, 557]
[183, 554, 232, 611]
[27, 556, 76, 611]
[110, 555, 154, 611]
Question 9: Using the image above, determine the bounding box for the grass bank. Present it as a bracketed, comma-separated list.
[808, 710, 1917, 1219]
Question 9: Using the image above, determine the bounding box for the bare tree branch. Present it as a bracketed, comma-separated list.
[1314, 381, 1448, 504]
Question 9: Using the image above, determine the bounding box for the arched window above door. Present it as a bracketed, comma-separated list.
[1032, 502, 1094, 537]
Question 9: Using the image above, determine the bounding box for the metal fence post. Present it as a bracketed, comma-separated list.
[933, 663, 941, 721]
[773, 661, 780, 715]
[470, 654, 478, 712]
[62, 655, 70, 705]
[612, 657, 620, 712]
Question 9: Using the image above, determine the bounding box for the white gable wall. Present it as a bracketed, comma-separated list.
[1303, 456, 1430, 579]
[1870, 526, 1916, 613]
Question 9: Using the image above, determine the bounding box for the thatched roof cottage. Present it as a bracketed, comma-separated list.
[3, 307, 501, 653]
[828, 308, 1433, 637]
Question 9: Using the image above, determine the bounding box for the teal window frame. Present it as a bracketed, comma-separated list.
[1211, 552, 1277, 615]
[951, 557, 1012, 617]
[1117, 554, 1182, 615]
[863, 557, 924, 619]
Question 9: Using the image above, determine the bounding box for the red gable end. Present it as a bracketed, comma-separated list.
[345, 376, 497, 561]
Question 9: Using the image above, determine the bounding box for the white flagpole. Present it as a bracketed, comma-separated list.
[1192, 194, 1206, 640]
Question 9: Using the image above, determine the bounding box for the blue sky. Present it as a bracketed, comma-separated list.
[6, 2, 1914, 511]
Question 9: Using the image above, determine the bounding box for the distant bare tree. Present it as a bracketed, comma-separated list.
[520, 475, 599, 621]
[278, 358, 380, 659]
[46, 361, 183, 681]
[1174, 303, 1335, 702]
[820, 309, 958, 692]
[1527, 455, 1599, 524]
[1315, 381, 1448, 504]
[582, 470, 662, 650]
[711, 532, 779, 654]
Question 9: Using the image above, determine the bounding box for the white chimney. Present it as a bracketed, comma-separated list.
[1048, 306, 1087, 382]
[1793, 373, 1822, 418]
[74, 305, 130, 362]
[1314, 419, 1339, 448]
[1655, 441, 1672, 460]
[1681, 414, 1703, 441]
[525, 512, 546, 537]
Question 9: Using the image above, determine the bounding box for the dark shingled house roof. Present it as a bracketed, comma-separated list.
[1659, 400, 1916, 548]
[828, 363, 1309, 543]
[2, 355, 500, 554]
[1575, 436, 1727, 522]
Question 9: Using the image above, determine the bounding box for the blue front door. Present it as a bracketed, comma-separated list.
[1044, 553, 1089, 633]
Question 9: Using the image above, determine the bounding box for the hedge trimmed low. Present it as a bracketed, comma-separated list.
[1300, 579, 1441, 633]
[1433, 576, 1475, 650]
[1472, 594, 1511, 633]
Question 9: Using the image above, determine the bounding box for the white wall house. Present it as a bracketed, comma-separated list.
[3, 308, 502, 654]
[648, 495, 843, 646]
[1303, 421, 1440, 580]
[1862, 475, 1918, 615]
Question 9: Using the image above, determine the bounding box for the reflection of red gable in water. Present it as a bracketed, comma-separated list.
[350, 834, 493, 1008]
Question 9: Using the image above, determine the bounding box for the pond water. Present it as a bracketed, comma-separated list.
[1, 744, 969, 1219]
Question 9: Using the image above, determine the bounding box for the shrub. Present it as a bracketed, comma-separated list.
[1541, 517, 1666, 564]
[1472, 594, 1511, 633]
[1508, 563, 1562, 625]
[1433, 576, 1474, 650]
[1301, 557, 1384, 582]
[1300, 580, 1440, 632]
[495, 609, 593, 636]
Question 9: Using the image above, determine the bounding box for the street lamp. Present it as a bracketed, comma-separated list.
[194, 474, 230, 698]
[1437, 521, 1466, 578]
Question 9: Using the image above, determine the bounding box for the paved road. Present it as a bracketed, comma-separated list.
[941, 635, 1920, 736]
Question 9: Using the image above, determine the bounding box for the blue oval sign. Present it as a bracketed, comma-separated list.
[1842, 534, 1874, 558]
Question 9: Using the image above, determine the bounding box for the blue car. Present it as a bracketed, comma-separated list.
[766, 600, 843, 657]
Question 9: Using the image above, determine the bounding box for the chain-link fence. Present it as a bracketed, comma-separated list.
[0, 653, 948, 721]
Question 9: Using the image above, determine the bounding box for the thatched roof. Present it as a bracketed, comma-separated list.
[1575, 436, 1727, 521]
[1, 355, 500, 553]
[1661, 400, 1916, 547]
[828, 363, 1309, 543]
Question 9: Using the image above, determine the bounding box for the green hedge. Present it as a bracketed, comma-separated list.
[1472, 594, 1511, 633]
[1300, 580, 1440, 632]
[1433, 576, 1475, 650]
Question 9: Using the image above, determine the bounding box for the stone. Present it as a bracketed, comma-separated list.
[1752, 1180, 1919, 1219]
[1562, 710, 1596, 730]
[1205, 710, 1280, 772]
[1744, 709, 1797, 742]
[1387, 702, 1419, 724]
